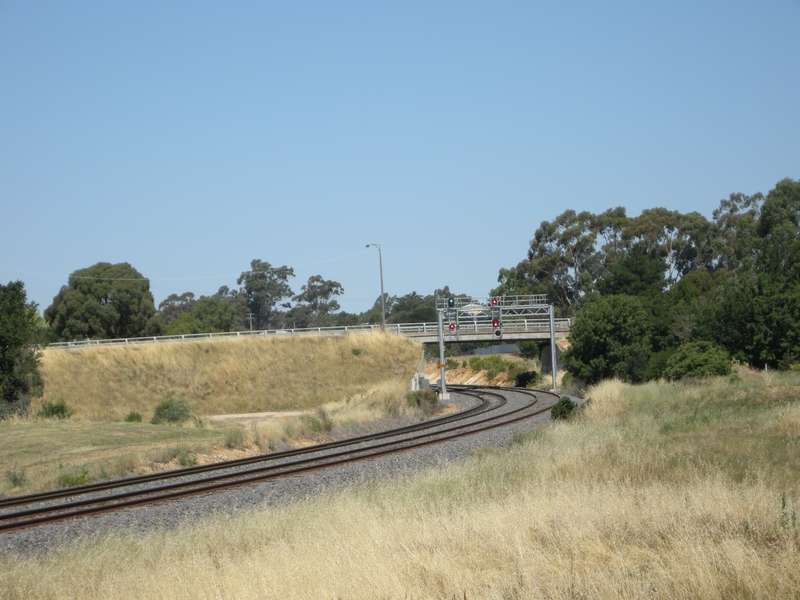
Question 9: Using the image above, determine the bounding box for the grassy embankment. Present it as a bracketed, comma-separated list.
[3, 368, 799, 598]
[1, 332, 421, 495]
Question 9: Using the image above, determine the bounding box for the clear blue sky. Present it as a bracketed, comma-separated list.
[2, 1, 798, 316]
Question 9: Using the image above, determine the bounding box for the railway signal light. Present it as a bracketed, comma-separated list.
[449, 323, 455, 331]
[491, 298, 499, 307]
[448, 297, 455, 308]
[492, 319, 500, 329]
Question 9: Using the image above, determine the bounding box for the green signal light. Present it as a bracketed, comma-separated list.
[448, 297, 455, 307]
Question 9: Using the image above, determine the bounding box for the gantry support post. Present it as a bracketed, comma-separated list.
[549, 304, 558, 391]
[437, 309, 449, 400]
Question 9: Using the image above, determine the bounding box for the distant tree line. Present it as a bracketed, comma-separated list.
[39, 256, 470, 341]
[41, 259, 353, 339]
[3, 177, 795, 418]
[491, 177, 800, 383]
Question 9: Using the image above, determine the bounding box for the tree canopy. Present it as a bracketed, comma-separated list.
[546, 177, 800, 381]
[44, 262, 162, 340]
[289, 275, 344, 328]
[1, 281, 44, 418]
[237, 259, 295, 330]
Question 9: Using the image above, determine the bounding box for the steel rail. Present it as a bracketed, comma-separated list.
[0, 387, 507, 521]
[0, 387, 558, 533]
[0, 389, 510, 526]
[0, 384, 494, 510]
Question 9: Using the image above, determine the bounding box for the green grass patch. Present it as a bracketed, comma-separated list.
[0, 420, 225, 496]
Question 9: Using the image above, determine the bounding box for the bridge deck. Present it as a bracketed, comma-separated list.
[47, 318, 571, 349]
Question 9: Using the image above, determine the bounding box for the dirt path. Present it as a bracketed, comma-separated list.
[205, 411, 306, 424]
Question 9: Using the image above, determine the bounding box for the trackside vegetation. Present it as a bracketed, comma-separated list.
[0, 281, 44, 419]
[2, 370, 798, 598]
[495, 177, 800, 384]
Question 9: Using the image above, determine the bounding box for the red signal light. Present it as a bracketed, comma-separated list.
[449, 323, 455, 331]
[491, 298, 498, 306]
[492, 319, 500, 328]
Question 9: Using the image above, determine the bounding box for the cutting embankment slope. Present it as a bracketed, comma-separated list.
[35, 332, 421, 421]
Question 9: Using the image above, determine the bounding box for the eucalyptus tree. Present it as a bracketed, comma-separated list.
[291, 275, 344, 327]
[45, 262, 162, 340]
[236, 259, 295, 330]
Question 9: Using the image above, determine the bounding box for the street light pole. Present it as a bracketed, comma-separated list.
[366, 243, 386, 331]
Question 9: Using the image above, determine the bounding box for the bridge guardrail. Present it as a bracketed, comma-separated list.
[47, 318, 571, 350]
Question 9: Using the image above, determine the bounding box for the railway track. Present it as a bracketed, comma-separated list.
[0, 385, 560, 534]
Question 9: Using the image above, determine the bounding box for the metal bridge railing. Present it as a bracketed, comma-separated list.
[47, 318, 571, 350]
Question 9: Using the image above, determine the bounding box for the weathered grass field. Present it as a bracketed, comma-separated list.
[3, 369, 798, 598]
[34, 331, 420, 420]
[1, 332, 421, 495]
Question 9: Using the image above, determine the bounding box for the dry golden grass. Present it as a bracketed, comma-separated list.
[0, 333, 423, 496]
[3, 374, 799, 598]
[35, 332, 420, 421]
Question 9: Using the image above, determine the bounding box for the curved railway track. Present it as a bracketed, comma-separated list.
[0, 385, 561, 534]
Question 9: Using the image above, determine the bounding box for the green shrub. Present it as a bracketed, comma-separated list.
[0, 402, 15, 421]
[467, 355, 524, 382]
[150, 394, 191, 424]
[315, 407, 333, 431]
[124, 411, 142, 423]
[5, 466, 27, 488]
[225, 428, 244, 449]
[550, 397, 577, 420]
[299, 415, 324, 433]
[405, 389, 437, 407]
[57, 466, 91, 488]
[514, 370, 541, 388]
[36, 399, 73, 420]
[177, 448, 197, 467]
[662, 341, 731, 381]
[560, 372, 572, 388]
[405, 389, 439, 416]
[517, 341, 541, 360]
[299, 408, 334, 434]
[351, 347, 362, 356]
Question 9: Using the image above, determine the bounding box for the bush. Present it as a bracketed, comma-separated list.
[177, 448, 196, 467]
[662, 341, 731, 381]
[150, 394, 191, 424]
[467, 355, 524, 383]
[514, 370, 541, 388]
[124, 411, 142, 423]
[405, 389, 439, 416]
[57, 466, 91, 488]
[517, 341, 541, 360]
[36, 399, 73, 420]
[225, 428, 245, 449]
[562, 294, 652, 384]
[550, 397, 577, 420]
[5, 466, 27, 488]
[299, 408, 334, 434]
[0, 402, 14, 420]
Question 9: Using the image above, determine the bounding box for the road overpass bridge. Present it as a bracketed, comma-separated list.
[399, 318, 570, 344]
[48, 295, 570, 350]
